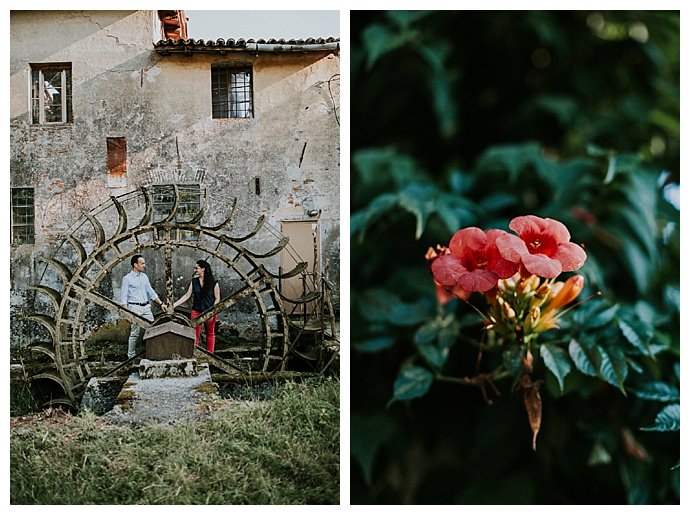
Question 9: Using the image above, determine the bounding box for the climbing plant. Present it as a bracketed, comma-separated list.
[351, 11, 679, 504]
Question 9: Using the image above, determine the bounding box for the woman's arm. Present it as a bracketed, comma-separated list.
[173, 282, 193, 308]
[214, 282, 220, 306]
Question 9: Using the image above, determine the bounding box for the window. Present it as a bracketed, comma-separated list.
[211, 66, 253, 119]
[11, 188, 35, 245]
[152, 184, 201, 240]
[31, 63, 72, 124]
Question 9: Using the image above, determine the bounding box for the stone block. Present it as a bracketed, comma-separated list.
[80, 376, 127, 415]
[139, 358, 198, 379]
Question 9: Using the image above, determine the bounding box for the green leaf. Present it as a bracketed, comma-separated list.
[448, 169, 473, 194]
[620, 458, 651, 505]
[414, 319, 456, 370]
[664, 284, 680, 313]
[629, 381, 679, 402]
[641, 404, 680, 432]
[436, 193, 477, 234]
[437, 323, 459, 351]
[352, 148, 422, 187]
[622, 239, 651, 294]
[475, 142, 542, 183]
[480, 192, 518, 212]
[416, 43, 457, 139]
[597, 346, 628, 393]
[362, 24, 411, 69]
[414, 323, 443, 368]
[649, 108, 680, 136]
[350, 211, 369, 239]
[350, 413, 396, 485]
[533, 94, 578, 125]
[589, 303, 620, 328]
[540, 344, 572, 394]
[586, 143, 608, 157]
[573, 300, 619, 328]
[386, 10, 432, 28]
[568, 339, 598, 377]
[358, 289, 433, 327]
[398, 184, 438, 239]
[350, 193, 399, 240]
[633, 301, 657, 327]
[604, 153, 617, 184]
[618, 319, 652, 356]
[615, 206, 657, 259]
[416, 342, 447, 370]
[357, 289, 400, 323]
[389, 366, 434, 405]
[388, 298, 434, 326]
[414, 321, 439, 346]
[367, 193, 401, 218]
[354, 336, 396, 353]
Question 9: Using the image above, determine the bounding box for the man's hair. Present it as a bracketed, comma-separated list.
[131, 254, 144, 268]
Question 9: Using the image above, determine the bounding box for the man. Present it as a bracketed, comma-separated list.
[120, 254, 167, 359]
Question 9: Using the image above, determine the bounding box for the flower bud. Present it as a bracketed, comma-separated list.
[548, 281, 564, 301]
[499, 277, 516, 291]
[548, 274, 584, 310]
[424, 245, 450, 263]
[529, 306, 540, 324]
[535, 284, 550, 300]
[521, 348, 534, 372]
[501, 300, 516, 320]
[519, 275, 540, 294]
[424, 247, 438, 262]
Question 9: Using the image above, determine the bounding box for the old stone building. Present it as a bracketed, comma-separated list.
[9, 10, 339, 385]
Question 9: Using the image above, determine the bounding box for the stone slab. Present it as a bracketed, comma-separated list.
[102, 363, 219, 426]
[139, 358, 198, 379]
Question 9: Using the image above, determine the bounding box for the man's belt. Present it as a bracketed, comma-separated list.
[129, 302, 149, 306]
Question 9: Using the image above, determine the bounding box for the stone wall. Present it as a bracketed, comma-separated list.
[9, 10, 340, 346]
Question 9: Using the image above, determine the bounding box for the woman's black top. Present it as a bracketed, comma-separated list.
[192, 276, 217, 312]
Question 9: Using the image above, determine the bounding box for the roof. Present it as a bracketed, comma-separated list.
[144, 321, 196, 341]
[154, 37, 340, 54]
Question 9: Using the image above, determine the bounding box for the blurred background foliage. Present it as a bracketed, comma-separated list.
[350, 11, 679, 504]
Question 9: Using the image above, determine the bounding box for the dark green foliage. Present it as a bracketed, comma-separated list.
[351, 10, 679, 504]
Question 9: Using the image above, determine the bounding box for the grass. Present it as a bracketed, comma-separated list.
[10, 378, 339, 504]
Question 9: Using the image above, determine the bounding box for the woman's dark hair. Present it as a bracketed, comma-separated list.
[197, 259, 215, 296]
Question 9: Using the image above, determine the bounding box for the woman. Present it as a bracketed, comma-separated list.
[172, 259, 221, 352]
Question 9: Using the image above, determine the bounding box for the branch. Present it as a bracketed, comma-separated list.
[434, 369, 509, 404]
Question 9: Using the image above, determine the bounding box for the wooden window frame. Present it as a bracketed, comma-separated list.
[30, 63, 73, 125]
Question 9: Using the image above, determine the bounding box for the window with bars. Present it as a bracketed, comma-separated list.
[31, 63, 72, 124]
[11, 188, 35, 245]
[211, 66, 253, 119]
[152, 184, 201, 240]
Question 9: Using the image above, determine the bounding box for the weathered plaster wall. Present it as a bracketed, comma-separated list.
[10, 10, 340, 344]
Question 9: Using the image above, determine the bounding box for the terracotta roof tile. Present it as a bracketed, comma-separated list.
[154, 37, 340, 53]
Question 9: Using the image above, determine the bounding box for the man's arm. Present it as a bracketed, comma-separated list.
[120, 274, 129, 307]
[144, 274, 166, 309]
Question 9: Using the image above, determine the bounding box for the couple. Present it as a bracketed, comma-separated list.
[121, 254, 220, 358]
